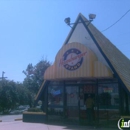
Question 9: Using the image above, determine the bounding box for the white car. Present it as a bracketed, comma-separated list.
[10, 105, 30, 115]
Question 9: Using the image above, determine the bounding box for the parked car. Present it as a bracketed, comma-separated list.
[18, 105, 29, 110]
[10, 109, 22, 114]
[10, 105, 30, 115]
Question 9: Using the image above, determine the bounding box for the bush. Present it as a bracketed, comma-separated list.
[27, 108, 42, 112]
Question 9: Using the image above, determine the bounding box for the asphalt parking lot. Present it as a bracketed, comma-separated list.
[0, 115, 118, 130]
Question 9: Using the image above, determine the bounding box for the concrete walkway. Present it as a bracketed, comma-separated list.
[0, 121, 119, 130]
[0, 115, 118, 130]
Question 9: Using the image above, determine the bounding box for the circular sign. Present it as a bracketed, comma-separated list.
[61, 48, 85, 71]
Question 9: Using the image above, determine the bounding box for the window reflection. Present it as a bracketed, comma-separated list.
[98, 83, 120, 121]
[98, 83, 119, 109]
[48, 84, 63, 106]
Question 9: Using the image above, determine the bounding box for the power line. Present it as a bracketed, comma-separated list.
[102, 9, 130, 32]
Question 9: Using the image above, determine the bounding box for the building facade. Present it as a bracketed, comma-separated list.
[35, 14, 130, 125]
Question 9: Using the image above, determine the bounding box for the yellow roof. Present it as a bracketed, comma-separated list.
[79, 13, 130, 92]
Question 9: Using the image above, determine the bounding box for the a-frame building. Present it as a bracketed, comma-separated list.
[35, 13, 130, 125]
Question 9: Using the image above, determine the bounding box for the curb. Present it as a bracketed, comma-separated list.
[14, 118, 23, 121]
[0, 119, 22, 122]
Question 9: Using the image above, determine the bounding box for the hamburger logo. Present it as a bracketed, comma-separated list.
[59, 48, 87, 71]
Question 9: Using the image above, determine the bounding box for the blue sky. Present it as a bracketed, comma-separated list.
[0, 0, 130, 82]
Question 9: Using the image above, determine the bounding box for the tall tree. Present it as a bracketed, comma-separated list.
[23, 58, 51, 94]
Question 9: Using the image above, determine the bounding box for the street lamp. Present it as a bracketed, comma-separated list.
[64, 14, 96, 28]
[64, 17, 71, 25]
[89, 14, 96, 22]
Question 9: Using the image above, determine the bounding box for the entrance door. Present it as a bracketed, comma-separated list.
[79, 85, 97, 124]
[66, 86, 79, 121]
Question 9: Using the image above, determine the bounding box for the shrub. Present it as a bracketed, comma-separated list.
[27, 108, 42, 112]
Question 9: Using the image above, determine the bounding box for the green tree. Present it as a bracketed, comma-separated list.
[23, 58, 51, 94]
[0, 80, 33, 114]
[0, 80, 18, 113]
[16, 82, 33, 107]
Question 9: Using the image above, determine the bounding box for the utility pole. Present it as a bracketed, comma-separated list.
[0, 71, 7, 80]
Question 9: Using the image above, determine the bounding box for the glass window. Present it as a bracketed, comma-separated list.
[98, 83, 120, 121]
[66, 86, 78, 106]
[48, 82, 63, 106]
[98, 83, 119, 109]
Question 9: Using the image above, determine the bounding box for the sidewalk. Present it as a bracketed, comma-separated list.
[0, 115, 118, 130]
[0, 121, 119, 130]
